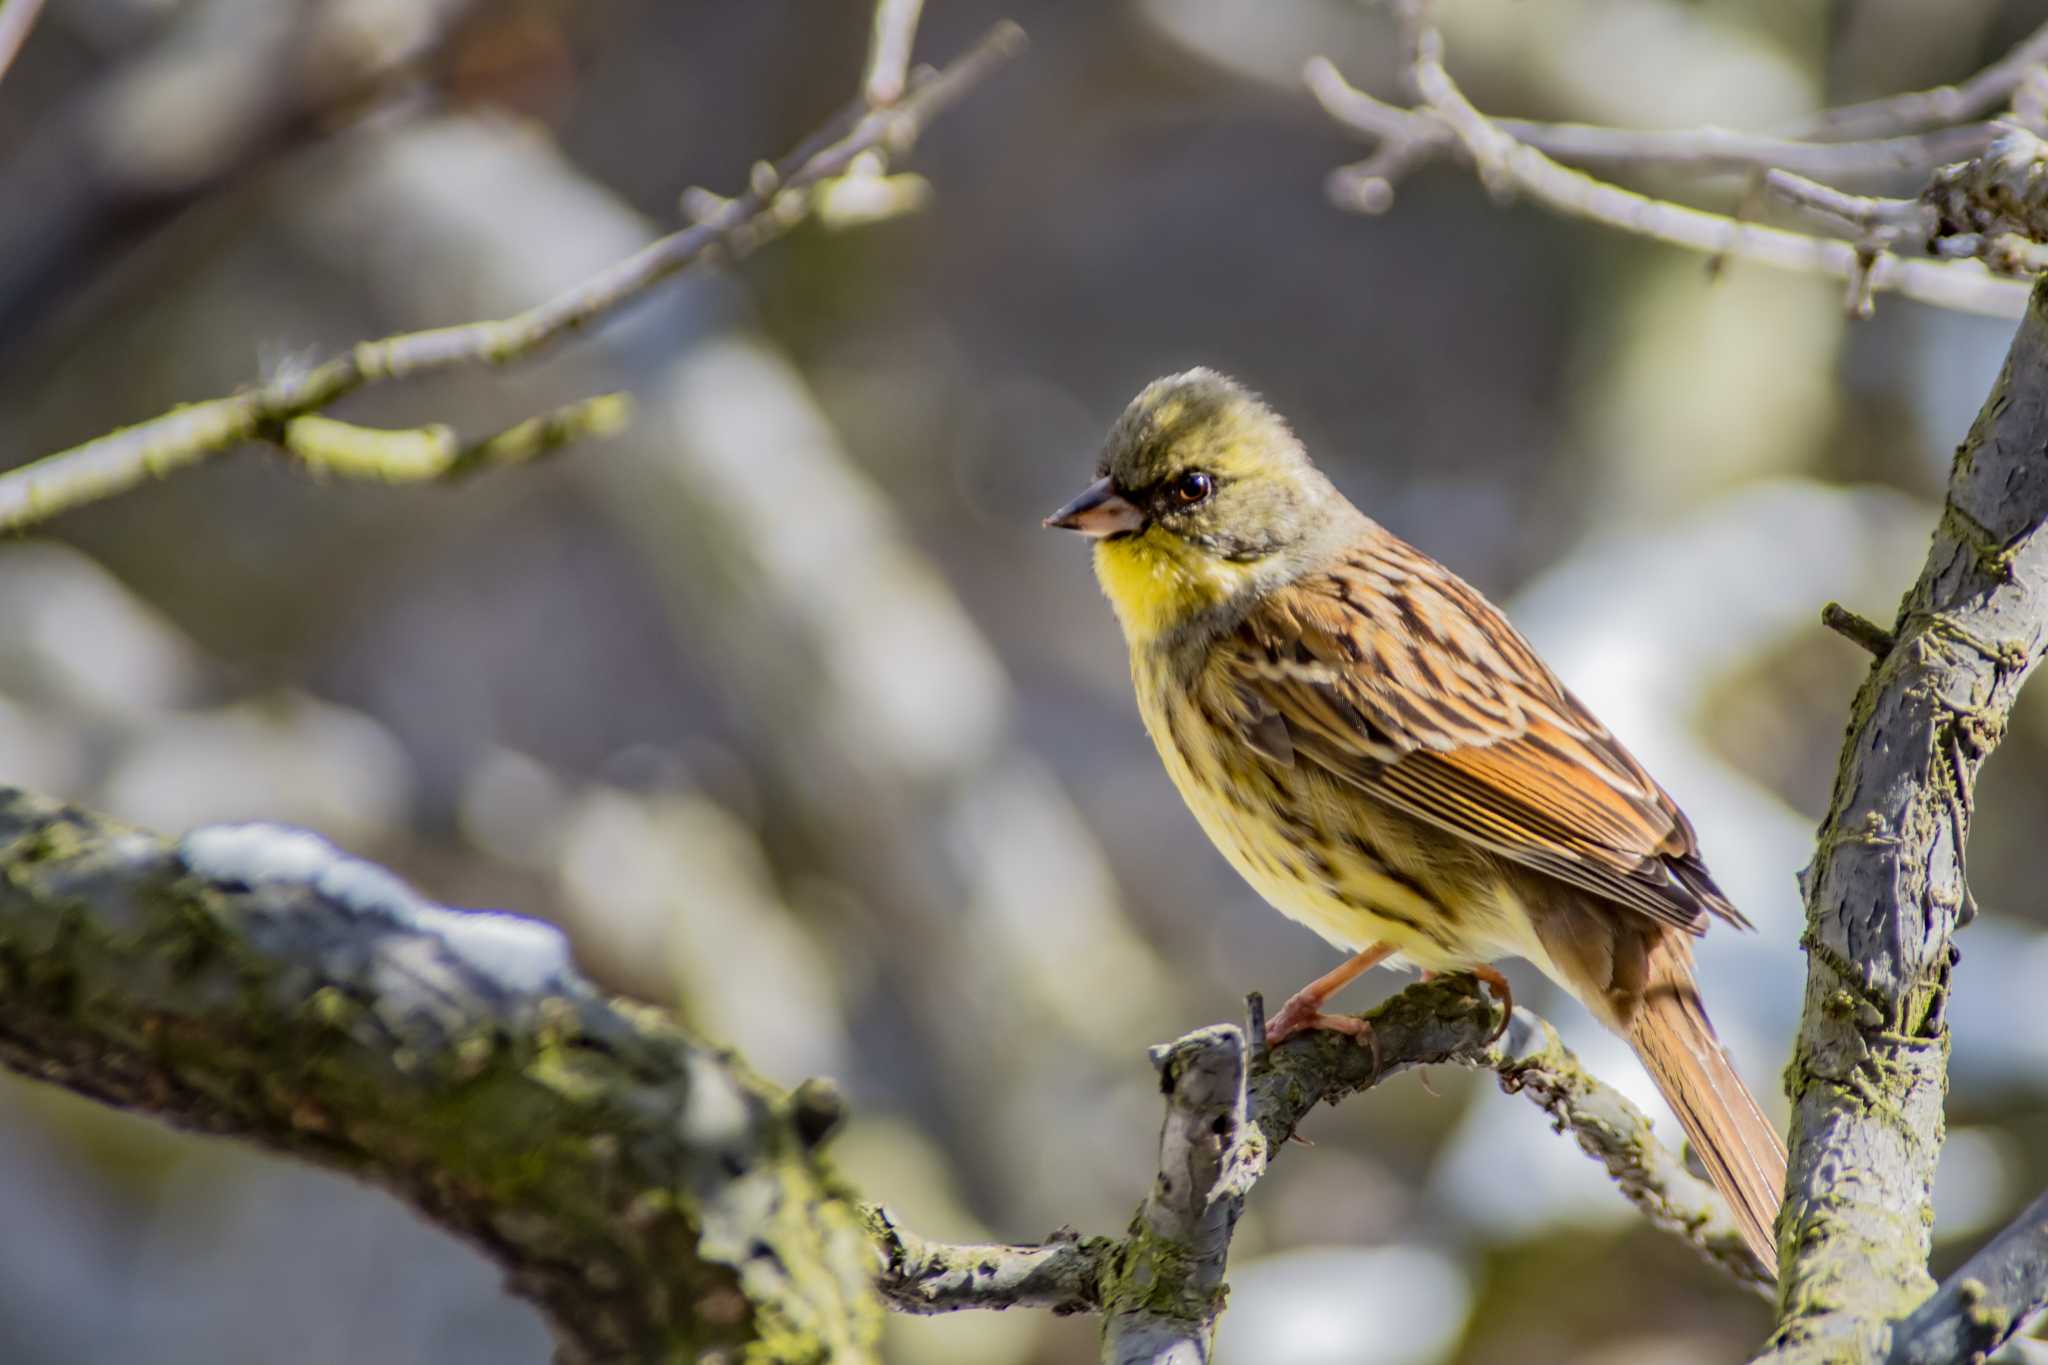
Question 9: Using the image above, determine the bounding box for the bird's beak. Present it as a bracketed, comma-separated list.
[1043, 476, 1145, 538]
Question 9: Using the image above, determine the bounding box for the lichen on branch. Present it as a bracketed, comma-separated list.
[0, 790, 882, 1364]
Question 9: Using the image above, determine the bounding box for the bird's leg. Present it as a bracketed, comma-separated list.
[1466, 963, 1513, 1043]
[1418, 965, 1511, 1042]
[1265, 943, 1395, 1049]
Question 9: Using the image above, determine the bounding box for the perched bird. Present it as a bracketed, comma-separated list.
[1045, 369, 1786, 1268]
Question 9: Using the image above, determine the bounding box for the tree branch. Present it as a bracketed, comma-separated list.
[1886, 1188, 2048, 1365]
[0, 0, 47, 90]
[1306, 57, 1993, 183]
[1099, 1025, 1255, 1363]
[1821, 601, 1897, 659]
[0, 0, 488, 357]
[1774, 19, 2048, 141]
[864, 0, 926, 106]
[0, 18, 1026, 535]
[1308, 22, 2048, 319]
[0, 783, 1764, 1362]
[1393, 30, 2029, 319]
[0, 789, 882, 1363]
[873, 975, 1769, 1357]
[870, 1212, 1112, 1317]
[1759, 277, 2048, 1361]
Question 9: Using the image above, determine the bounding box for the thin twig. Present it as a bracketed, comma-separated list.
[869, 1210, 1110, 1316]
[865, 0, 926, 105]
[0, 0, 47, 90]
[1306, 58, 1995, 185]
[1763, 169, 1932, 237]
[1885, 1188, 2048, 1365]
[1777, 19, 2048, 141]
[1822, 602, 1897, 659]
[1398, 31, 2029, 319]
[265, 393, 633, 482]
[0, 20, 1028, 535]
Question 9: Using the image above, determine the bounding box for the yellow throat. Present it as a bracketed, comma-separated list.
[1092, 527, 1260, 647]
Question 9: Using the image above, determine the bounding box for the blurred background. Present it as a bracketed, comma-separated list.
[2, 1, 2046, 1362]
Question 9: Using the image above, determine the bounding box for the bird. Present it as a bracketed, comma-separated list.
[1044, 368, 1786, 1269]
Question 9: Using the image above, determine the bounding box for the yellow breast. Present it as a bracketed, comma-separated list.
[1129, 648, 1526, 974]
[1093, 530, 1261, 647]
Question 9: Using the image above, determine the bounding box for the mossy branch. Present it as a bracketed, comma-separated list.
[1886, 1188, 2048, 1364]
[1759, 279, 2048, 1361]
[874, 976, 1768, 1363]
[0, 788, 883, 1362]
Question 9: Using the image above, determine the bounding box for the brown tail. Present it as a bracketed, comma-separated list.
[1627, 939, 1787, 1272]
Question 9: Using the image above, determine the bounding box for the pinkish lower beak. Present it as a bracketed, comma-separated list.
[1044, 476, 1145, 538]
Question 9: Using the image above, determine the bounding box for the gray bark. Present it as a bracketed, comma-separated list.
[1764, 278, 2048, 1360]
[0, 790, 883, 1363]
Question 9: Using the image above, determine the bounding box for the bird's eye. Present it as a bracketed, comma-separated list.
[1170, 471, 1214, 506]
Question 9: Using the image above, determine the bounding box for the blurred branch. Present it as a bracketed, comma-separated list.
[0, 18, 1026, 534]
[1776, 19, 2048, 141]
[865, 0, 925, 105]
[0, 0, 47, 88]
[276, 392, 632, 481]
[1308, 24, 2048, 319]
[0, 790, 883, 1363]
[1757, 278, 2048, 1362]
[0, 0, 484, 355]
[874, 976, 1768, 1356]
[1410, 31, 2028, 317]
[1761, 169, 1932, 238]
[1886, 1188, 2048, 1365]
[1307, 58, 1994, 182]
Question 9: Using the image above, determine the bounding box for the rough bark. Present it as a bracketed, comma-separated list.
[1886, 1188, 2048, 1364]
[873, 977, 1769, 1365]
[1764, 278, 2048, 1360]
[0, 789, 882, 1364]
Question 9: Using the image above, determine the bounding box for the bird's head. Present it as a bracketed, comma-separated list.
[1045, 369, 1342, 645]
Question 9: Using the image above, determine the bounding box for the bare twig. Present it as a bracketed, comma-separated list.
[1777, 19, 2048, 141]
[865, 0, 926, 105]
[870, 1212, 1110, 1316]
[1754, 278, 2048, 1363]
[270, 393, 632, 482]
[1886, 1188, 2048, 1365]
[0, 20, 1027, 534]
[1394, 31, 2029, 319]
[1821, 602, 1897, 659]
[1762, 169, 1932, 238]
[0, 0, 47, 89]
[1307, 58, 1995, 186]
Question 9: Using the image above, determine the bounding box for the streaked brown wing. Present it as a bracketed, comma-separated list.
[1222, 536, 1746, 934]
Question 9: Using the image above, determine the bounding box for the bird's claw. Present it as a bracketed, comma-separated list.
[1264, 995, 1382, 1073]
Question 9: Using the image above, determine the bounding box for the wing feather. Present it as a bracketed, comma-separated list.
[1222, 535, 1747, 934]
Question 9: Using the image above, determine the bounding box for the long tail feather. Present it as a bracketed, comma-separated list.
[1627, 938, 1786, 1272]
